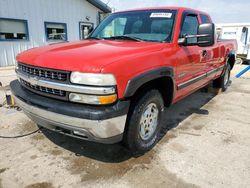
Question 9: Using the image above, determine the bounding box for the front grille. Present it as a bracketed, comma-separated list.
[20, 79, 67, 97]
[18, 63, 69, 82]
[17, 62, 70, 100]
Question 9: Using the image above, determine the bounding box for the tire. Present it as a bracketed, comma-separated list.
[213, 63, 231, 92]
[236, 58, 243, 65]
[123, 90, 164, 155]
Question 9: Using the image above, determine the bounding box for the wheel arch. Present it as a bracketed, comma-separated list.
[123, 67, 175, 107]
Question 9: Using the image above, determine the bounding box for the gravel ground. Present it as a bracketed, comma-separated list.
[0, 65, 250, 188]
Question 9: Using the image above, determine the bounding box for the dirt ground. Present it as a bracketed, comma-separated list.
[0, 65, 250, 188]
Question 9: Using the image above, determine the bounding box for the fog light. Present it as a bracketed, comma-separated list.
[69, 93, 117, 105]
[73, 131, 87, 138]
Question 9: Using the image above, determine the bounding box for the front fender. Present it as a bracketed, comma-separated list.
[123, 67, 174, 98]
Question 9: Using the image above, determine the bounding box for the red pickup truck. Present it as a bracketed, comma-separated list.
[11, 7, 237, 154]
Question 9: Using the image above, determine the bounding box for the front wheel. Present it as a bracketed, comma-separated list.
[213, 63, 231, 91]
[123, 90, 164, 155]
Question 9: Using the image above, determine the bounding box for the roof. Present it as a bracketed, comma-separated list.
[217, 23, 250, 28]
[115, 6, 208, 15]
[87, 0, 112, 13]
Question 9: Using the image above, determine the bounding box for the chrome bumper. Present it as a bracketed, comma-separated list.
[14, 96, 127, 144]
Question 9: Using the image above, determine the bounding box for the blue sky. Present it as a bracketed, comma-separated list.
[103, 0, 249, 24]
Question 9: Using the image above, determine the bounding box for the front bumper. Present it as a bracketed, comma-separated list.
[10, 80, 130, 144]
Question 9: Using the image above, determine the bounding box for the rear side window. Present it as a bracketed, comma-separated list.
[200, 14, 211, 24]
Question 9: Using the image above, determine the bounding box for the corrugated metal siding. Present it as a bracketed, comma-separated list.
[0, 0, 102, 67]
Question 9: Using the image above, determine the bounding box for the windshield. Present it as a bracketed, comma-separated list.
[90, 10, 177, 42]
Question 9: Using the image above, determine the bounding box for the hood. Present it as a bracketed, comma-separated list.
[16, 40, 165, 73]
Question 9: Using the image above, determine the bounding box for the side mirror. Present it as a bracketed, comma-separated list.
[198, 23, 215, 47]
[178, 23, 215, 47]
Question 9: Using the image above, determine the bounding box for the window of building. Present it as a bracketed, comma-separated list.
[200, 14, 211, 24]
[98, 12, 109, 25]
[45, 22, 67, 42]
[0, 18, 29, 41]
[240, 27, 249, 44]
[79, 22, 94, 40]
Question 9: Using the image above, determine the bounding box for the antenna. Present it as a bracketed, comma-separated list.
[105, 0, 111, 5]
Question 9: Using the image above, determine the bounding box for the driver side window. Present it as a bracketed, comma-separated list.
[181, 14, 199, 43]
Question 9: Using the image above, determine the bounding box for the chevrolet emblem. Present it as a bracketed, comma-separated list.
[29, 76, 39, 85]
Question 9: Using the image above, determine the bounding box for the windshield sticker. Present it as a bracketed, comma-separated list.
[150, 13, 172, 18]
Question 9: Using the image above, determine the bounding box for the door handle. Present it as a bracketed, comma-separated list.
[202, 50, 208, 57]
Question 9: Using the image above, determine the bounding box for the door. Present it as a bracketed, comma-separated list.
[176, 13, 206, 92]
[79, 22, 94, 40]
[199, 14, 220, 81]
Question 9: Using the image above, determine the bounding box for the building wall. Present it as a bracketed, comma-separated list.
[0, 0, 102, 67]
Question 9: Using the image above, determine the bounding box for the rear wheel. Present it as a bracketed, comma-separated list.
[213, 63, 231, 91]
[123, 90, 164, 155]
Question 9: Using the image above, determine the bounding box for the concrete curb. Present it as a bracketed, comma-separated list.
[0, 66, 15, 71]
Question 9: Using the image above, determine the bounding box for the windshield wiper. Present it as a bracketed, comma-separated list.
[104, 35, 143, 42]
[86, 36, 102, 40]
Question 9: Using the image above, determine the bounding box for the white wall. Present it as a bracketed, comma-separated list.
[216, 23, 250, 55]
[0, 0, 102, 67]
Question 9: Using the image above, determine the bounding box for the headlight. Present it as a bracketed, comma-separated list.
[70, 72, 116, 86]
[69, 93, 117, 105]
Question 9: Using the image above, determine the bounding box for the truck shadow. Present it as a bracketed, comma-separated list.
[42, 87, 218, 163]
[160, 88, 214, 137]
